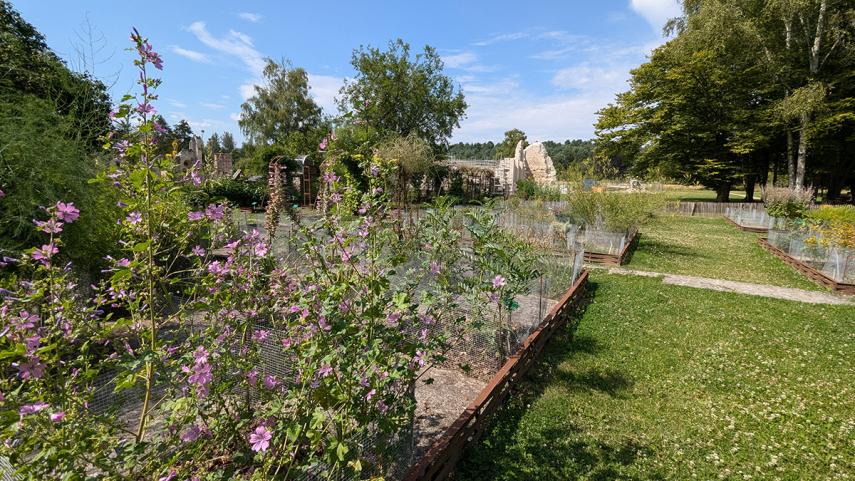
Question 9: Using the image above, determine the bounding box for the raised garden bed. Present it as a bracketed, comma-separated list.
[758, 238, 855, 294]
[402, 269, 589, 481]
[583, 230, 640, 266]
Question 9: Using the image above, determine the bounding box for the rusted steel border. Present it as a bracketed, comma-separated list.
[403, 269, 589, 481]
[723, 215, 769, 234]
[758, 238, 855, 295]
[583, 230, 639, 266]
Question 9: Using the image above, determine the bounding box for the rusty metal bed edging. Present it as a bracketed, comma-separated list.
[403, 269, 589, 481]
[583, 230, 640, 266]
[758, 238, 855, 295]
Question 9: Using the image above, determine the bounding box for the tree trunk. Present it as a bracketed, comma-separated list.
[744, 175, 756, 202]
[787, 130, 795, 188]
[795, 112, 809, 190]
[715, 184, 731, 202]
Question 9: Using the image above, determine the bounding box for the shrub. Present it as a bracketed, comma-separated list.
[514, 179, 561, 201]
[196, 177, 267, 209]
[0, 93, 120, 276]
[806, 205, 855, 248]
[763, 185, 814, 220]
[561, 189, 664, 233]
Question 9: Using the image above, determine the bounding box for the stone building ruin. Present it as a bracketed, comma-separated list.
[455, 140, 558, 195]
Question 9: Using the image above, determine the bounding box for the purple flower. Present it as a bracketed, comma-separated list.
[50, 411, 66, 423]
[34, 218, 63, 234]
[157, 469, 177, 481]
[205, 204, 225, 221]
[0, 189, 4, 197]
[249, 426, 272, 452]
[116, 258, 131, 268]
[180, 424, 204, 442]
[55, 202, 80, 223]
[191, 245, 206, 257]
[15, 358, 45, 380]
[188, 211, 205, 221]
[19, 402, 49, 417]
[136, 103, 156, 115]
[365, 389, 376, 401]
[430, 261, 441, 275]
[263, 375, 279, 389]
[126, 211, 143, 225]
[254, 242, 269, 257]
[31, 244, 59, 264]
[492, 275, 506, 289]
[246, 370, 258, 385]
[370, 165, 380, 176]
[318, 365, 333, 378]
[252, 329, 269, 342]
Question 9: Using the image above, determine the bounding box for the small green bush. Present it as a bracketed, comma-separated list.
[561, 189, 664, 233]
[193, 178, 267, 209]
[764, 186, 813, 219]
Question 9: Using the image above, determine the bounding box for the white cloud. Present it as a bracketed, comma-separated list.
[473, 31, 529, 47]
[629, 0, 681, 31]
[238, 12, 263, 23]
[168, 99, 187, 108]
[229, 112, 241, 122]
[239, 82, 258, 100]
[442, 52, 478, 69]
[552, 66, 625, 91]
[170, 46, 211, 64]
[186, 21, 266, 76]
[200, 102, 225, 109]
[308, 73, 343, 116]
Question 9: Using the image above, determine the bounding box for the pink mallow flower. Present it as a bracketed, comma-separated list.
[188, 211, 205, 221]
[50, 411, 66, 423]
[19, 402, 49, 417]
[55, 202, 80, 223]
[492, 275, 506, 289]
[34, 218, 63, 234]
[248, 425, 272, 452]
[31, 244, 59, 263]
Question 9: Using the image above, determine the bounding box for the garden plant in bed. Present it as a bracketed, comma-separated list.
[0, 30, 585, 481]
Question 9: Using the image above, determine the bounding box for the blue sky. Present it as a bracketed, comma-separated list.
[13, 0, 680, 143]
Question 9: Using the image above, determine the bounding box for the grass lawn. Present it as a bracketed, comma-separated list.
[457, 272, 855, 480]
[661, 186, 747, 203]
[628, 215, 820, 290]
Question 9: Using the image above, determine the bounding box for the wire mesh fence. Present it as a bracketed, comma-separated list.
[767, 228, 855, 284]
[725, 205, 773, 229]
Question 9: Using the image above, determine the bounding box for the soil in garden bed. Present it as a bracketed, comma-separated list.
[412, 367, 486, 462]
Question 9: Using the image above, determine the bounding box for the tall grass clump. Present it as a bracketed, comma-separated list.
[561, 189, 664, 233]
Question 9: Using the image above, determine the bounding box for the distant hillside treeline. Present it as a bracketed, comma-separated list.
[447, 139, 594, 171]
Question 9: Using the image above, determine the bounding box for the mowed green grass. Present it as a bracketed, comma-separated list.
[628, 215, 820, 290]
[457, 273, 855, 480]
[661, 186, 747, 202]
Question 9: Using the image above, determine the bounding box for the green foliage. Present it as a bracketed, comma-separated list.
[0, 93, 119, 273]
[193, 178, 267, 209]
[494, 129, 527, 159]
[337, 38, 467, 149]
[763, 185, 814, 219]
[0, 1, 111, 150]
[447, 141, 496, 160]
[595, 0, 855, 198]
[514, 179, 561, 201]
[542, 139, 595, 172]
[561, 190, 664, 233]
[239, 58, 324, 145]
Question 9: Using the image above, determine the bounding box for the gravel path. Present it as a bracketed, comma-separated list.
[598, 267, 854, 306]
